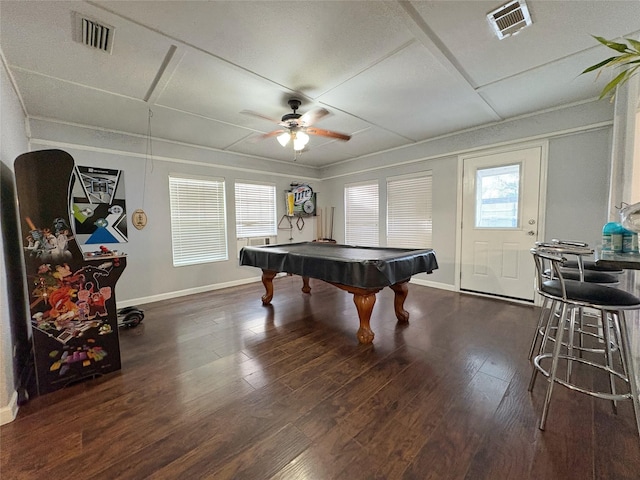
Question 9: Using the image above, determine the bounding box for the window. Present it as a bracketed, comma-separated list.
[387, 173, 433, 248]
[168, 175, 227, 266]
[345, 181, 379, 246]
[475, 164, 520, 228]
[235, 181, 277, 238]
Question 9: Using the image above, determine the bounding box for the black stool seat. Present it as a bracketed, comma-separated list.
[562, 260, 623, 273]
[541, 279, 640, 306]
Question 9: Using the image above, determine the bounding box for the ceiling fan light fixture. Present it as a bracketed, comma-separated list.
[277, 131, 291, 147]
[293, 131, 309, 151]
[244, 98, 349, 154]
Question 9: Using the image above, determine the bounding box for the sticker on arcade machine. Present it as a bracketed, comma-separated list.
[72, 166, 128, 244]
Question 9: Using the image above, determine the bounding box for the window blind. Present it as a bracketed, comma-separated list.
[169, 175, 228, 266]
[345, 181, 379, 246]
[387, 174, 432, 248]
[235, 182, 277, 238]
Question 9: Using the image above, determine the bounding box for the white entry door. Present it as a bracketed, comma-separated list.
[460, 146, 543, 301]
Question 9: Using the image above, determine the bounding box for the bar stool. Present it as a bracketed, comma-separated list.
[527, 242, 618, 361]
[528, 246, 640, 436]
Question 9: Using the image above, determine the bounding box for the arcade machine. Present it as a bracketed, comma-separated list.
[14, 149, 127, 396]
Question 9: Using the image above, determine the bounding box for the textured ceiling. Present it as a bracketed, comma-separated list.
[2, 1, 639, 167]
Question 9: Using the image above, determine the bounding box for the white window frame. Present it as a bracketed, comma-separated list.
[235, 181, 277, 238]
[386, 172, 433, 248]
[345, 180, 379, 246]
[168, 174, 228, 267]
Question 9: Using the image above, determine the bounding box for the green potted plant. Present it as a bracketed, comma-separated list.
[582, 36, 640, 99]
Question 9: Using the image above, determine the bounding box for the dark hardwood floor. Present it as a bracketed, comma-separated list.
[1, 277, 639, 479]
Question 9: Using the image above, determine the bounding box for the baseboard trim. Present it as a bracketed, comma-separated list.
[410, 278, 456, 291]
[0, 390, 19, 425]
[117, 275, 281, 308]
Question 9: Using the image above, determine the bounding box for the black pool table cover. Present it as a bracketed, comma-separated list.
[239, 242, 438, 289]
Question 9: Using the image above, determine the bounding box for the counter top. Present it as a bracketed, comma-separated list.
[595, 248, 640, 270]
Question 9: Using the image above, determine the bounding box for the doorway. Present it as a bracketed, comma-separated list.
[459, 144, 546, 302]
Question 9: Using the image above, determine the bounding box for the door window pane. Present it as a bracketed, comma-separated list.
[475, 164, 520, 228]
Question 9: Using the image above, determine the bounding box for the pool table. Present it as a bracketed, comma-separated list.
[239, 242, 438, 344]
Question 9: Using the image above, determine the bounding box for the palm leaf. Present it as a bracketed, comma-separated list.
[598, 70, 631, 100]
[584, 36, 640, 99]
[593, 35, 630, 53]
[582, 56, 617, 74]
[605, 54, 640, 70]
[626, 38, 640, 53]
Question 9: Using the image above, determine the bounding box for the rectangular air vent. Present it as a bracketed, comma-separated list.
[487, 0, 532, 39]
[73, 12, 114, 54]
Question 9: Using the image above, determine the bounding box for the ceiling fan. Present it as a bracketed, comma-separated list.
[242, 99, 351, 151]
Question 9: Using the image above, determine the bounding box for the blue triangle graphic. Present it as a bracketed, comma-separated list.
[85, 227, 119, 244]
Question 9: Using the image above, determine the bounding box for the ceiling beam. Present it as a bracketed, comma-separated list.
[144, 44, 184, 104]
[390, 0, 502, 121]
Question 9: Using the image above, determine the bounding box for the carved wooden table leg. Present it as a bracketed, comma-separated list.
[390, 281, 409, 323]
[261, 270, 277, 304]
[301, 276, 311, 294]
[352, 292, 377, 344]
[330, 283, 382, 344]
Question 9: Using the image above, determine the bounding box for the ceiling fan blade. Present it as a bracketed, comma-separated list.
[258, 129, 287, 140]
[306, 127, 351, 141]
[240, 110, 281, 124]
[299, 107, 330, 126]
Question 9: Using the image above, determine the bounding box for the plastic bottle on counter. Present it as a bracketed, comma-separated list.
[602, 222, 624, 253]
[621, 227, 639, 253]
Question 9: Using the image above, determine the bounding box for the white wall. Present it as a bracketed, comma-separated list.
[544, 127, 612, 248]
[1, 56, 29, 424]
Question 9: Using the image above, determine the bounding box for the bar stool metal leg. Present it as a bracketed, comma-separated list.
[600, 309, 619, 414]
[567, 306, 578, 383]
[540, 302, 569, 430]
[528, 297, 550, 360]
[529, 299, 560, 392]
[616, 311, 640, 438]
[577, 306, 585, 357]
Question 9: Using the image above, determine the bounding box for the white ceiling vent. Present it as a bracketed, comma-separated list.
[487, 0, 532, 39]
[73, 12, 114, 54]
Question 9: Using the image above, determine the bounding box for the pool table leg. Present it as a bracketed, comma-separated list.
[352, 292, 377, 344]
[332, 283, 382, 344]
[261, 270, 277, 304]
[390, 281, 410, 323]
[301, 276, 311, 294]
